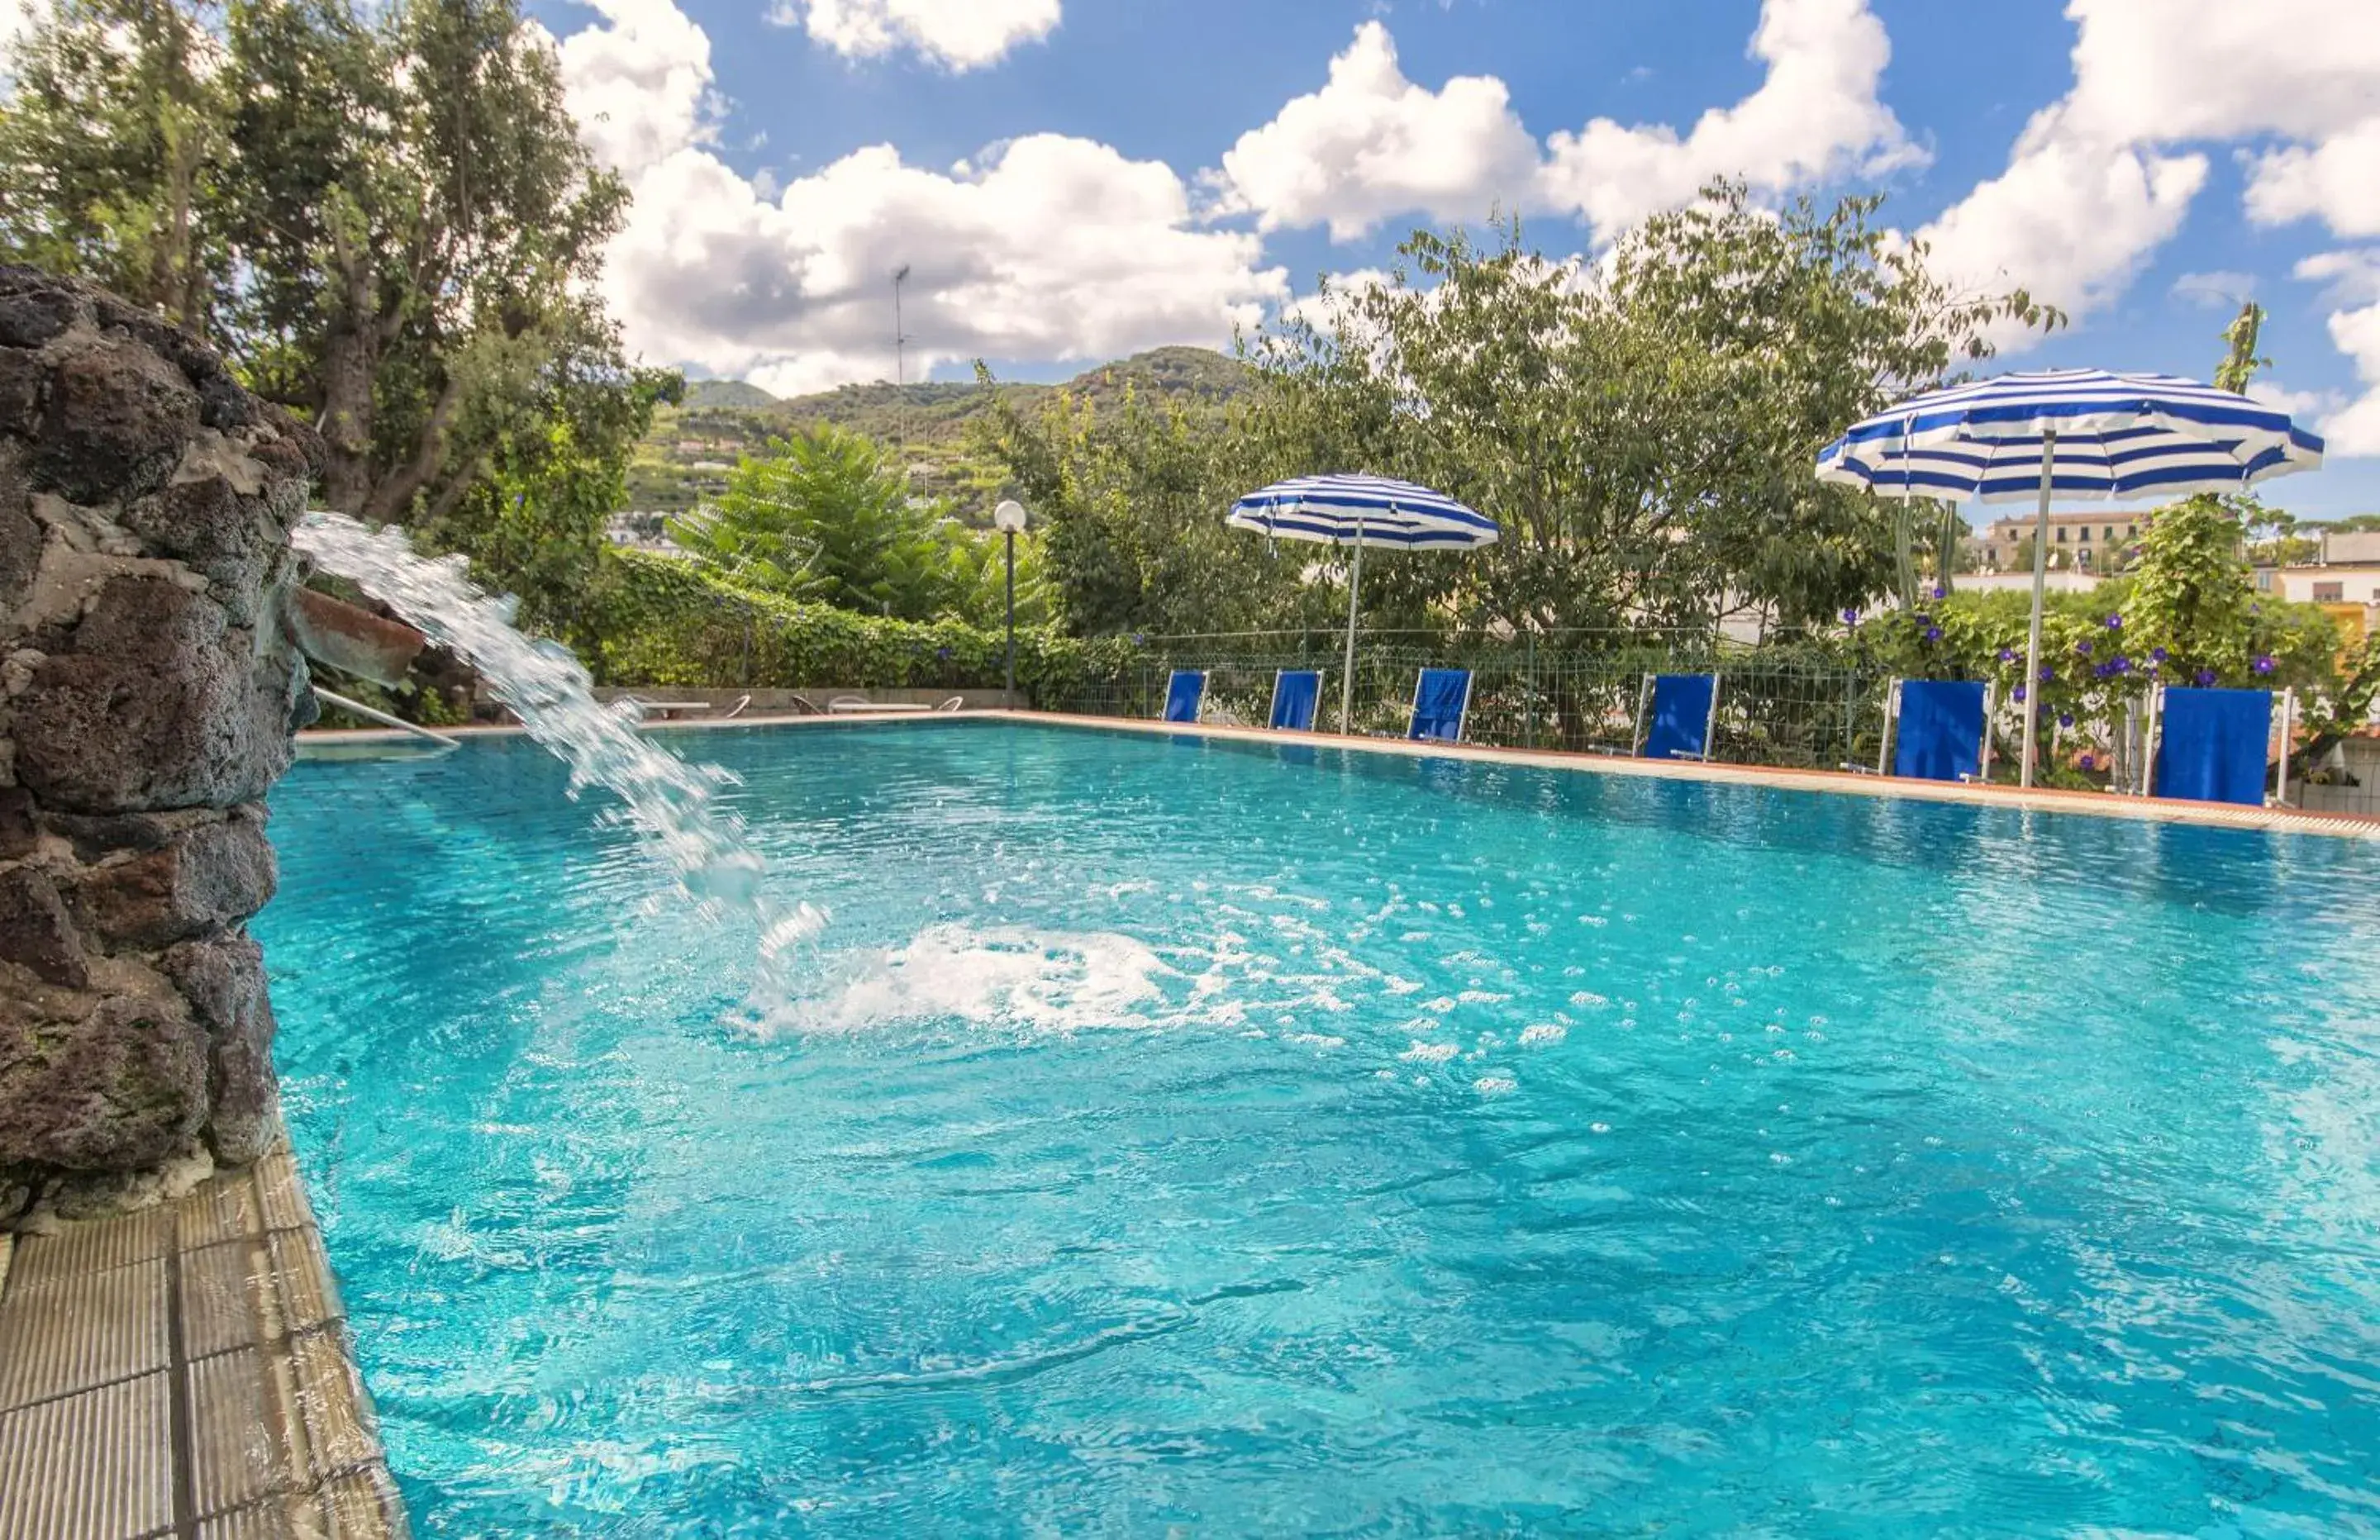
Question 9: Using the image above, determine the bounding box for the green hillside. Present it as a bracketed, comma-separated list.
[626, 346, 1252, 515]
[681, 378, 779, 409]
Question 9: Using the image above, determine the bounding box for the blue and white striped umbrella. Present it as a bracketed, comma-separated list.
[1227, 473, 1498, 733]
[1815, 368, 2323, 502]
[1227, 473, 1501, 548]
[1815, 367, 2324, 791]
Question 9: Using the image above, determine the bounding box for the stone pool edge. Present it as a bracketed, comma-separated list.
[300, 708, 2380, 842]
[0, 1143, 411, 1538]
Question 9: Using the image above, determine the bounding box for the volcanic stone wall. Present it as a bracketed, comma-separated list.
[0, 266, 321, 1223]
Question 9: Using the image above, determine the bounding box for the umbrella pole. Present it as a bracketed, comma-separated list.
[2019, 430, 2057, 789]
[1341, 517, 1364, 734]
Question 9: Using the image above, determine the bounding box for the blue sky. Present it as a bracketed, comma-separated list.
[541, 0, 2380, 519]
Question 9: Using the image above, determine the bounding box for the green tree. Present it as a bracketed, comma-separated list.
[1241, 187, 2059, 640]
[941, 525, 1054, 631]
[671, 425, 958, 620]
[2121, 298, 2287, 687]
[0, 0, 654, 534]
[0, 0, 227, 330]
[420, 361, 683, 642]
[977, 375, 1323, 637]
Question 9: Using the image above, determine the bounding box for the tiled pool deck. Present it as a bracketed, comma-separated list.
[0, 1150, 407, 1539]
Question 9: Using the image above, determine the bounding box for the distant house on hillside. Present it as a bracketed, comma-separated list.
[2256, 528, 2380, 613]
[1976, 511, 2147, 573]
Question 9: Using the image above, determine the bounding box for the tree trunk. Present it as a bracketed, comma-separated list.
[361, 370, 467, 525]
[317, 223, 380, 516]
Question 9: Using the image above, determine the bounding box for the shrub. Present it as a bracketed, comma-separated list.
[578, 549, 1136, 704]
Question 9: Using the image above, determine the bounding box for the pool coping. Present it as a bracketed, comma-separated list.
[298, 707, 2380, 841]
[1025, 712, 2380, 840]
[0, 1146, 410, 1538]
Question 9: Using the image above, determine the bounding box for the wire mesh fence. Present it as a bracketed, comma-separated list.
[1040, 630, 1909, 774]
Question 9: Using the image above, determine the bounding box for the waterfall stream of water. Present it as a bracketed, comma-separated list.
[290, 511, 823, 1001]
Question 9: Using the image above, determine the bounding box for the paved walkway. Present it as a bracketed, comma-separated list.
[0, 1152, 407, 1539]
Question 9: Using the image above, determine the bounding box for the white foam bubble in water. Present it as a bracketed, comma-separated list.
[1399, 1040, 1459, 1064]
[1473, 1075, 1517, 1096]
[757, 923, 1174, 1036]
[1520, 1024, 1567, 1047]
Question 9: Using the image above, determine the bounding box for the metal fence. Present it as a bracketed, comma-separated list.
[1041, 630, 1908, 774]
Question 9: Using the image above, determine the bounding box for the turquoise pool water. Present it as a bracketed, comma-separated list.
[257, 721, 2380, 1536]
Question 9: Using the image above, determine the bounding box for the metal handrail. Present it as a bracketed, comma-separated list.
[312, 688, 462, 749]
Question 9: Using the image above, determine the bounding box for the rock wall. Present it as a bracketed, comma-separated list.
[0, 266, 321, 1223]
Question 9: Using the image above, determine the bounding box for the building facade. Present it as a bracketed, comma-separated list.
[1976, 511, 2147, 572]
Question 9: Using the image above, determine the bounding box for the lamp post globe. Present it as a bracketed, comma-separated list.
[992, 501, 1027, 699]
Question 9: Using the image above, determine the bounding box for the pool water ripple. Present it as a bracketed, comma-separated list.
[259, 722, 2380, 1536]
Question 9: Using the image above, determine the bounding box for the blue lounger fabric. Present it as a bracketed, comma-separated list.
[2154, 687, 2272, 806]
[1408, 668, 1471, 742]
[1270, 670, 1321, 731]
[1163, 670, 1205, 724]
[1894, 679, 1987, 782]
[1641, 674, 1716, 760]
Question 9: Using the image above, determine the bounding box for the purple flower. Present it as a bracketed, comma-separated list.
[1841, 608, 1860, 624]
[935, 645, 953, 660]
[2059, 712, 2074, 727]
[1997, 648, 2016, 663]
[2076, 640, 2093, 657]
[1931, 584, 1947, 600]
[2105, 614, 2123, 630]
[2093, 662, 2114, 679]
[2254, 654, 2276, 675]
[2013, 685, 2028, 702]
[2040, 666, 2054, 682]
[1131, 632, 1147, 647]
[1924, 625, 1943, 641]
[2195, 668, 2216, 686]
[2149, 646, 2168, 663]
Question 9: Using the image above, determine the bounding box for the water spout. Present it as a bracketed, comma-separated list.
[289, 511, 820, 996]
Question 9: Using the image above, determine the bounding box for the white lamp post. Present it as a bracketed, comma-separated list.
[992, 499, 1027, 701]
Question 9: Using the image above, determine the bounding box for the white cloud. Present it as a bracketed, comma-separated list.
[772, 0, 1059, 72]
[1917, 0, 2380, 349]
[1538, 0, 1924, 242]
[2170, 269, 2256, 309]
[2247, 120, 2380, 239]
[2320, 302, 2380, 456]
[2244, 378, 2344, 424]
[601, 138, 1284, 397]
[2297, 249, 2380, 307]
[1211, 22, 1541, 241]
[1916, 107, 2204, 332]
[1276, 269, 1396, 335]
[555, 0, 1279, 396]
[2054, 1, 2380, 146]
[553, 0, 717, 179]
[1213, 0, 1922, 245]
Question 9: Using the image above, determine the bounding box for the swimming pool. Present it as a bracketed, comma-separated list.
[258, 720, 2380, 1535]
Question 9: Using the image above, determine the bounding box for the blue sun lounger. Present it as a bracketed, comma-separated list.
[1886, 678, 1989, 782]
[1635, 673, 1721, 760]
[2153, 686, 2272, 806]
[1269, 669, 1323, 731]
[1162, 669, 1206, 724]
[1407, 668, 1472, 743]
